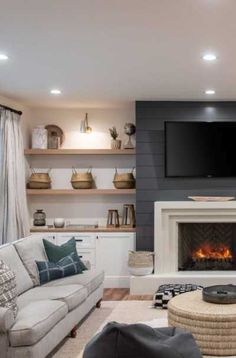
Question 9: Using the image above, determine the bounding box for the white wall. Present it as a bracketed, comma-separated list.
[27, 105, 135, 149]
[27, 104, 136, 226]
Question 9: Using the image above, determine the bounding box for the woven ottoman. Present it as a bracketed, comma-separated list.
[168, 290, 236, 356]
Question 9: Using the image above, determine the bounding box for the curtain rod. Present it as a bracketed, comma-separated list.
[0, 104, 22, 116]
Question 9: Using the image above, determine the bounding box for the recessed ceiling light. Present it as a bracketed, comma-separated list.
[203, 53, 217, 61]
[50, 89, 61, 95]
[205, 89, 215, 95]
[0, 54, 8, 61]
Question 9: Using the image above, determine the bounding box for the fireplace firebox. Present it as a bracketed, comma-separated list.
[178, 223, 236, 271]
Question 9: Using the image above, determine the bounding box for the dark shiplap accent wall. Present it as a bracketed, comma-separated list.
[136, 101, 236, 250]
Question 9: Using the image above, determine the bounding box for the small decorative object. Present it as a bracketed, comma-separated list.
[124, 123, 136, 149]
[107, 209, 120, 228]
[113, 168, 135, 189]
[48, 131, 60, 149]
[71, 167, 94, 189]
[32, 125, 48, 149]
[154, 284, 202, 309]
[33, 209, 46, 226]
[188, 196, 235, 202]
[121, 204, 136, 228]
[28, 169, 51, 189]
[54, 218, 65, 228]
[45, 124, 64, 147]
[128, 251, 154, 276]
[203, 285, 236, 304]
[109, 126, 122, 149]
[80, 113, 92, 133]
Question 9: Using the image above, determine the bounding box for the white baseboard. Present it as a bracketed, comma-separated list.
[104, 276, 130, 288]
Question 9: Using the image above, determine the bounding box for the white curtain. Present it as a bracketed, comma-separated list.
[0, 108, 30, 244]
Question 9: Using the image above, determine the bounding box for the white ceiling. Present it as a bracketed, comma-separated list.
[0, 0, 236, 107]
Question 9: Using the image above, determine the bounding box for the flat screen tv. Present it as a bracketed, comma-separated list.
[165, 121, 236, 178]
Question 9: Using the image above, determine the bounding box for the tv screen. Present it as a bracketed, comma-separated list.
[165, 121, 236, 178]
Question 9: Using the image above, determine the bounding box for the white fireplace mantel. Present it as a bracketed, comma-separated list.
[130, 201, 236, 295]
[155, 201, 236, 274]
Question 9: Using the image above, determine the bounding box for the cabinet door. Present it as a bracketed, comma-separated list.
[76, 247, 96, 268]
[96, 234, 135, 277]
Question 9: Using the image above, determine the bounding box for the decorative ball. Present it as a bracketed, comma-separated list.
[124, 123, 136, 136]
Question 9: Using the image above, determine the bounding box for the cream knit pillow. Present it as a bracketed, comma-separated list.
[0, 260, 18, 318]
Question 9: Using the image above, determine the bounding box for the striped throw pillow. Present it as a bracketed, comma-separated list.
[36, 252, 83, 285]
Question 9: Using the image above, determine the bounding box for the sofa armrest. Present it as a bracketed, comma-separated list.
[0, 307, 15, 333]
[82, 260, 91, 270]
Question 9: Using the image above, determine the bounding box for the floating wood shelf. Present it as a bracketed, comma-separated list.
[30, 226, 136, 233]
[27, 189, 136, 196]
[24, 149, 135, 155]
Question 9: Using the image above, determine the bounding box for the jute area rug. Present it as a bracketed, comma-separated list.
[50, 301, 236, 358]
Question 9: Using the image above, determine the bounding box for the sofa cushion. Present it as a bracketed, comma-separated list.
[44, 269, 104, 295]
[36, 252, 83, 285]
[9, 300, 67, 347]
[0, 306, 15, 333]
[14, 236, 47, 286]
[0, 245, 33, 295]
[17, 284, 87, 311]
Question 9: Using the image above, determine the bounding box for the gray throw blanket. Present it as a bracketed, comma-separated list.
[83, 322, 202, 358]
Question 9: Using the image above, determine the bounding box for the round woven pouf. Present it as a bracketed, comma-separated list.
[168, 290, 236, 356]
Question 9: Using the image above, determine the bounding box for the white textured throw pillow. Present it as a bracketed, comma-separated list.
[0, 260, 18, 318]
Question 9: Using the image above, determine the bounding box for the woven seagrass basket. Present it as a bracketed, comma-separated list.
[128, 251, 154, 276]
[71, 168, 94, 189]
[113, 168, 136, 189]
[28, 170, 51, 189]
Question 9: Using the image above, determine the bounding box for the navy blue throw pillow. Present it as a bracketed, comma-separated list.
[36, 252, 83, 285]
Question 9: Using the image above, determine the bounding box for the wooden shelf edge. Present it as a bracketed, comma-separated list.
[24, 149, 135, 155]
[30, 227, 136, 233]
[27, 189, 136, 195]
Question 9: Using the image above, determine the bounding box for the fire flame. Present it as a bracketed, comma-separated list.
[192, 243, 232, 260]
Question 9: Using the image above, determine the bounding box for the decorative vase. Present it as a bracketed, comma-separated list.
[111, 139, 121, 149]
[48, 132, 60, 149]
[32, 126, 48, 149]
[33, 209, 46, 226]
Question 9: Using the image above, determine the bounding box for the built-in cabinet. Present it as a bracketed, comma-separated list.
[96, 233, 135, 288]
[31, 232, 136, 288]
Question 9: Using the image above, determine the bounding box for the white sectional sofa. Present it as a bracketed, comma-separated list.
[0, 235, 104, 358]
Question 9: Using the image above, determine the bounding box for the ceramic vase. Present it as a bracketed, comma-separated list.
[33, 209, 46, 226]
[111, 139, 121, 149]
[32, 126, 48, 149]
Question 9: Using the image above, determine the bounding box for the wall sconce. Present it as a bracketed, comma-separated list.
[80, 113, 92, 133]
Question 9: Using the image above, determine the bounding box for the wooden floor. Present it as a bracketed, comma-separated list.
[103, 288, 152, 301]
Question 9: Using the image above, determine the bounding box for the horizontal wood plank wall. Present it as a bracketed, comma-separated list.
[136, 101, 236, 251]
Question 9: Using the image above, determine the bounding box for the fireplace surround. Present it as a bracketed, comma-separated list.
[130, 201, 236, 294]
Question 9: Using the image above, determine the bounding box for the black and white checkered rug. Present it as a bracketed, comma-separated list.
[153, 284, 203, 309]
